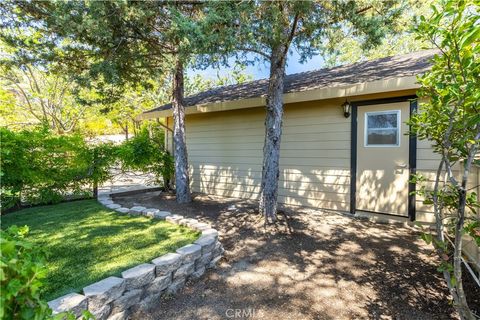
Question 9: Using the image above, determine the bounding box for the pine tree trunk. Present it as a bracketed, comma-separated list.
[172, 58, 191, 203]
[259, 48, 287, 222]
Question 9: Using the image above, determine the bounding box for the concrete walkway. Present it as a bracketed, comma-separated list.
[98, 168, 160, 196]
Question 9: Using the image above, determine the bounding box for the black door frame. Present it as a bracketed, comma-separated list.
[350, 95, 418, 221]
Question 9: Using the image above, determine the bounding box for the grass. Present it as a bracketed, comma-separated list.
[2, 200, 200, 301]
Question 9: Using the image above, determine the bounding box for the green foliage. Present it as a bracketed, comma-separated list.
[0, 225, 50, 320]
[0, 125, 174, 209]
[410, 1, 479, 317]
[464, 220, 480, 247]
[225, 1, 405, 65]
[0, 1, 218, 88]
[117, 127, 174, 189]
[323, 0, 434, 66]
[0, 127, 115, 209]
[409, 0, 480, 223]
[410, 0, 479, 160]
[0, 63, 90, 134]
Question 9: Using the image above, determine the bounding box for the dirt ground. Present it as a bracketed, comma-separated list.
[114, 191, 459, 320]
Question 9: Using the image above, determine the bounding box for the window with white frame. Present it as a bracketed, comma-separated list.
[365, 110, 400, 146]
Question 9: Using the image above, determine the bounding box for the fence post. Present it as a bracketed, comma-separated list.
[93, 148, 98, 198]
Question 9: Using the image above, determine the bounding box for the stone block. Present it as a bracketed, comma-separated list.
[152, 253, 182, 276]
[185, 219, 199, 227]
[153, 211, 171, 220]
[146, 274, 171, 295]
[92, 303, 112, 320]
[100, 199, 114, 206]
[176, 244, 202, 263]
[121, 263, 155, 289]
[194, 236, 216, 254]
[190, 266, 206, 279]
[178, 218, 190, 226]
[196, 252, 213, 268]
[213, 242, 225, 257]
[208, 256, 222, 269]
[142, 208, 159, 217]
[83, 276, 125, 311]
[115, 207, 130, 214]
[201, 229, 218, 240]
[107, 310, 128, 320]
[165, 214, 183, 223]
[129, 206, 146, 215]
[194, 223, 211, 231]
[173, 262, 194, 279]
[139, 291, 163, 311]
[166, 276, 186, 295]
[111, 289, 143, 313]
[106, 203, 121, 210]
[48, 293, 87, 317]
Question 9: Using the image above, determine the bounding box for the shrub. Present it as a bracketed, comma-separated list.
[0, 225, 50, 319]
[0, 125, 172, 210]
[0, 127, 115, 210]
[117, 127, 173, 189]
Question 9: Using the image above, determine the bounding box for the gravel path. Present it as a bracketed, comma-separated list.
[114, 192, 456, 320]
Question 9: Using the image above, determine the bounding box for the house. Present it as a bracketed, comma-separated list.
[140, 50, 480, 223]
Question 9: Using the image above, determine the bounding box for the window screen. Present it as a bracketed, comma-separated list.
[365, 111, 400, 146]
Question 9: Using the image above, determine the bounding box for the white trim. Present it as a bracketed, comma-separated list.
[364, 110, 401, 147]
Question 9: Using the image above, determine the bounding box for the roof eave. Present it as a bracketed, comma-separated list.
[137, 75, 419, 120]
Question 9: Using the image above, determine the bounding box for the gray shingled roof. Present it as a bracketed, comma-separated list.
[144, 49, 437, 114]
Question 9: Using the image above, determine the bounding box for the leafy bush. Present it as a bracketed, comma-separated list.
[0, 225, 50, 319]
[117, 127, 173, 189]
[1, 125, 172, 210]
[0, 127, 115, 210]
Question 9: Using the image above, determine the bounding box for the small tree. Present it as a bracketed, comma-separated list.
[0, 63, 88, 134]
[410, 1, 479, 319]
[0, 1, 231, 204]
[233, 1, 404, 222]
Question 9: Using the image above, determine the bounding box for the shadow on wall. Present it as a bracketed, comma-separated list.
[189, 164, 351, 212]
[357, 169, 408, 215]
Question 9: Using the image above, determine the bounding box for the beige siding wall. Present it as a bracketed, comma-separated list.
[416, 138, 480, 222]
[415, 138, 441, 222]
[165, 90, 480, 221]
[184, 99, 351, 211]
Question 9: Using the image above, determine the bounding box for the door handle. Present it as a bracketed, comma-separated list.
[396, 163, 408, 169]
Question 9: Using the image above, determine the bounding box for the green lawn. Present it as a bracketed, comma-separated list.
[2, 200, 199, 300]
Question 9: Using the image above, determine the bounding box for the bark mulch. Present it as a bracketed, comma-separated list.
[114, 191, 460, 320]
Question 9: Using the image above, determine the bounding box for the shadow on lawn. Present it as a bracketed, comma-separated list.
[115, 193, 455, 320]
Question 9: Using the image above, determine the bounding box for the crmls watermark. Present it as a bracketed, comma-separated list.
[225, 308, 262, 318]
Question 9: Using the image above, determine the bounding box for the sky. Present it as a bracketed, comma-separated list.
[188, 50, 326, 81]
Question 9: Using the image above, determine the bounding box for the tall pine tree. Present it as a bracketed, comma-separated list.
[232, 0, 405, 221]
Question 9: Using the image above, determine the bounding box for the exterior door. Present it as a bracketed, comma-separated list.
[356, 101, 410, 216]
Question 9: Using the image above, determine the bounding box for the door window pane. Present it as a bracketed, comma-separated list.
[365, 111, 400, 146]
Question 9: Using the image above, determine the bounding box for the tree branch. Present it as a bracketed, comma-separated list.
[236, 46, 271, 60]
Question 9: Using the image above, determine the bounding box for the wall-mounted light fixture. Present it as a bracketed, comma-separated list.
[342, 99, 351, 118]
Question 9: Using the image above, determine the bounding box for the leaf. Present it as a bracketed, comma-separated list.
[450, 275, 457, 287]
[421, 233, 433, 244]
[460, 27, 480, 48]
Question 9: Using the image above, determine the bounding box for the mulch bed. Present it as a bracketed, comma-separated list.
[114, 191, 466, 320]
